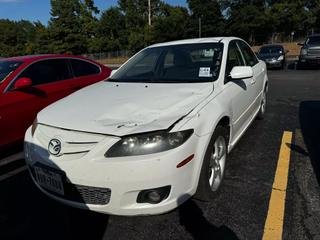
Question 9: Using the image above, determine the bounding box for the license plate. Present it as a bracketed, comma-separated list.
[34, 166, 64, 195]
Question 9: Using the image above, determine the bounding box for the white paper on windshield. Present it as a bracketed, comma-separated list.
[199, 67, 212, 77]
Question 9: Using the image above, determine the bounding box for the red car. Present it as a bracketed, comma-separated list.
[0, 54, 111, 156]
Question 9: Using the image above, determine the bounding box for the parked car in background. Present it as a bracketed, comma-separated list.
[298, 34, 320, 68]
[0, 54, 111, 157]
[25, 37, 268, 216]
[257, 44, 287, 69]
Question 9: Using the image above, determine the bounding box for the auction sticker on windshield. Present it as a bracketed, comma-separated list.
[199, 67, 212, 77]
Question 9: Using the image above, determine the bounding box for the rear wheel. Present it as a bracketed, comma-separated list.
[195, 126, 228, 201]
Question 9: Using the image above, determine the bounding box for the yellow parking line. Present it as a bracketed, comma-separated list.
[263, 131, 293, 240]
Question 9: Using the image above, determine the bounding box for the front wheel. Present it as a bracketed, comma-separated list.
[195, 126, 228, 201]
[257, 89, 267, 120]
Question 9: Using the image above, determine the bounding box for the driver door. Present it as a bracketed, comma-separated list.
[224, 41, 257, 141]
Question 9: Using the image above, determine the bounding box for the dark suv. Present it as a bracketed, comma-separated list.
[298, 34, 320, 68]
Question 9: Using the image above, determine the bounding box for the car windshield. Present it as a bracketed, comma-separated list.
[110, 43, 224, 83]
[259, 46, 283, 54]
[307, 36, 320, 45]
[0, 61, 23, 83]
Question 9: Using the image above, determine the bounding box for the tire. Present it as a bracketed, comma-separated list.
[257, 88, 267, 120]
[194, 126, 228, 201]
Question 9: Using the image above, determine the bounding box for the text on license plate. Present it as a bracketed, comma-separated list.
[34, 166, 64, 195]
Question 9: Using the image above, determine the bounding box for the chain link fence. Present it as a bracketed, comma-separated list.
[83, 50, 133, 66]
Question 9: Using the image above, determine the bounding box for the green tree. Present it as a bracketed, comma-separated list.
[220, 0, 269, 44]
[80, 0, 100, 53]
[187, 0, 225, 38]
[0, 19, 41, 57]
[267, 1, 311, 35]
[118, 0, 162, 51]
[96, 7, 126, 52]
[150, 4, 190, 43]
[49, 0, 86, 54]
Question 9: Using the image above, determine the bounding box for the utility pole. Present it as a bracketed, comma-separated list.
[198, 17, 202, 38]
[148, 0, 151, 26]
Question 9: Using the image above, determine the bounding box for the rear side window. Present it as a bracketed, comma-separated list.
[70, 59, 100, 77]
[238, 41, 259, 66]
[19, 59, 71, 86]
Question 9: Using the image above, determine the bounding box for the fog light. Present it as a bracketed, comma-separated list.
[148, 191, 161, 203]
[137, 186, 171, 204]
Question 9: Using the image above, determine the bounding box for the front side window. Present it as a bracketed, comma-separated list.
[70, 59, 101, 77]
[238, 41, 259, 67]
[226, 41, 245, 76]
[18, 59, 71, 86]
[0, 61, 23, 83]
[110, 43, 224, 83]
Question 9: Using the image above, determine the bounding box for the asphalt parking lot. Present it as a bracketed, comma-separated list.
[0, 68, 320, 240]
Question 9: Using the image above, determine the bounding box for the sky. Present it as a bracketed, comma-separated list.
[0, 0, 187, 24]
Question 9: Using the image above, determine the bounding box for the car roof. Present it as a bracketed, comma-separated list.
[0, 54, 92, 63]
[148, 37, 242, 48]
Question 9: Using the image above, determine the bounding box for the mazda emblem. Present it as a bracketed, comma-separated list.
[48, 139, 62, 156]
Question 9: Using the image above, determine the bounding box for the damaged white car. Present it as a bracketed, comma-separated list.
[24, 37, 268, 215]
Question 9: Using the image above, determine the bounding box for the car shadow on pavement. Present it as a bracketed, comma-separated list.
[299, 101, 320, 185]
[286, 143, 309, 157]
[0, 170, 109, 240]
[178, 195, 239, 240]
[0, 141, 110, 240]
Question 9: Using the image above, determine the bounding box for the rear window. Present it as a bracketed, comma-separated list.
[70, 59, 100, 77]
[259, 46, 283, 54]
[0, 61, 23, 83]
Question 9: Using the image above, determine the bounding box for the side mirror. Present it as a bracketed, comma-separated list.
[297, 43, 304, 46]
[230, 66, 253, 80]
[14, 77, 32, 90]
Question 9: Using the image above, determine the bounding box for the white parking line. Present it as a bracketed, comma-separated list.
[0, 152, 24, 167]
[0, 166, 27, 182]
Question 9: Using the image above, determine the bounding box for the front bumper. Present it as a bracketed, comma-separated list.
[24, 126, 206, 216]
[299, 56, 320, 66]
[264, 59, 283, 68]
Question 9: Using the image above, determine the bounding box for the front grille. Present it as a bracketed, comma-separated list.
[74, 185, 111, 205]
[308, 49, 320, 55]
[35, 124, 106, 160]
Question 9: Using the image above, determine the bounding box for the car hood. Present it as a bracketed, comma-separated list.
[38, 81, 213, 136]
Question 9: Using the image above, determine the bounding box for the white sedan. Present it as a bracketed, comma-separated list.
[24, 37, 268, 216]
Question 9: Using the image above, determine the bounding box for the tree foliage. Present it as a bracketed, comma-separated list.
[0, 0, 320, 57]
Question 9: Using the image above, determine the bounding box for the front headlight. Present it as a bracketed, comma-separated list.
[301, 48, 307, 55]
[105, 129, 194, 157]
[31, 118, 38, 136]
[277, 55, 284, 61]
